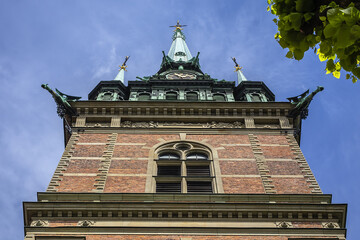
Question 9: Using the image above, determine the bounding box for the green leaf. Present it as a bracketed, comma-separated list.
[320, 5, 328, 13]
[327, 8, 343, 27]
[341, 7, 360, 25]
[286, 51, 293, 58]
[294, 49, 304, 60]
[350, 25, 360, 38]
[323, 24, 338, 38]
[317, 49, 327, 62]
[288, 13, 303, 30]
[267, 6, 270, 12]
[267, 0, 271, 4]
[319, 41, 331, 54]
[295, 0, 315, 12]
[353, 67, 360, 78]
[337, 24, 353, 48]
[319, 16, 327, 22]
[326, 59, 335, 72]
[273, 18, 278, 24]
[304, 12, 313, 22]
[352, 76, 357, 83]
[346, 74, 351, 79]
[332, 71, 340, 78]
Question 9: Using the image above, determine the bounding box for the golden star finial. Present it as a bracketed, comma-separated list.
[231, 57, 243, 72]
[234, 66, 243, 72]
[119, 56, 129, 71]
[170, 20, 187, 31]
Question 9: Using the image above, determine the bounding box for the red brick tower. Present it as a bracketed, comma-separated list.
[23, 23, 347, 240]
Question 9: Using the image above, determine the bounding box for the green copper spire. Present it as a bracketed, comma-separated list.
[114, 56, 129, 83]
[168, 21, 192, 62]
[232, 57, 248, 84]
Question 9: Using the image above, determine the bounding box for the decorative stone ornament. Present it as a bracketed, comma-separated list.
[275, 221, 293, 228]
[322, 222, 340, 229]
[30, 220, 49, 227]
[77, 220, 95, 227]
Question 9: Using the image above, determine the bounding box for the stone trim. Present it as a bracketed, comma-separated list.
[25, 226, 346, 237]
[46, 133, 79, 192]
[93, 133, 118, 192]
[248, 134, 276, 194]
[36, 193, 333, 204]
[24, 202, 346, 227]
[286, 135, 322, 194]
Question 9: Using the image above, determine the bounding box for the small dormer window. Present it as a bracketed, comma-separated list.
[186, 92, 198, 101]
[251, 93, 262, 102]
[213, 94, 226, 102]
[166, 91, 178, 100]
[138, 93, 151, 101]
[102, 92, 113, 101]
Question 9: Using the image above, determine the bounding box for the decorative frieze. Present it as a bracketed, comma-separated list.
[77, 220, 95, 227]
[275, 221, 293, 228]
[30, 220, 49, 227]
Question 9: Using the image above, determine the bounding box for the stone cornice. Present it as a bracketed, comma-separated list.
[25, 226, 346, 237]
[23, 200, 347, 228]
[37, 193, 331, 204]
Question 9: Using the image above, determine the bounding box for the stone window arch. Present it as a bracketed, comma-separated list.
[148, 141, 221, 193]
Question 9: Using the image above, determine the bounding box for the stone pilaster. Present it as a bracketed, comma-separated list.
[46, 133, 79, 192]
[248, 134, 276, 194]
[286, 134, 322, 194]
[93, 133, 118, 192]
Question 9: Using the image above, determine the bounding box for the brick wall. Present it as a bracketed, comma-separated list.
[52, 132, 319, 194]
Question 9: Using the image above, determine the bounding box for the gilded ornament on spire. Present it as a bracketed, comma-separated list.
[231, 57, 243, 72]
[169, 20, 187, 31]
[119, 56, 130, 71]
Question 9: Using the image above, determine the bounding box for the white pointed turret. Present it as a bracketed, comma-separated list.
[232, 57, 248, 85]
[168, 21, 192, 62]
[114, 56, 129, 83]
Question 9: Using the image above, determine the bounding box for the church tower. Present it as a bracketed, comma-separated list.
[24, 22, 347, 240]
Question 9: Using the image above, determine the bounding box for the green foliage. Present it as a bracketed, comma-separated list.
[268, 0, 360, 83]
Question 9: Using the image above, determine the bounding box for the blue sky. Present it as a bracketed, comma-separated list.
[0, 0, 359, 239]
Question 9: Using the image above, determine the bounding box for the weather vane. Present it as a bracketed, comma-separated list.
[119, 56, 130, 71]
[231, 57, 243, 72]
[170, 20, 187, 31]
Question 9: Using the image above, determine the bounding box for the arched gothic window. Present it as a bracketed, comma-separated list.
[154, 142, 214, 193]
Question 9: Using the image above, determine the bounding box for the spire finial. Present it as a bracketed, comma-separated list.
[119, 56, 130, 71]
[232, 57, 247, 84]
[115, 56, 129, 83]
[231, 57, 242, 72]
[170, 20, 187, 31]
